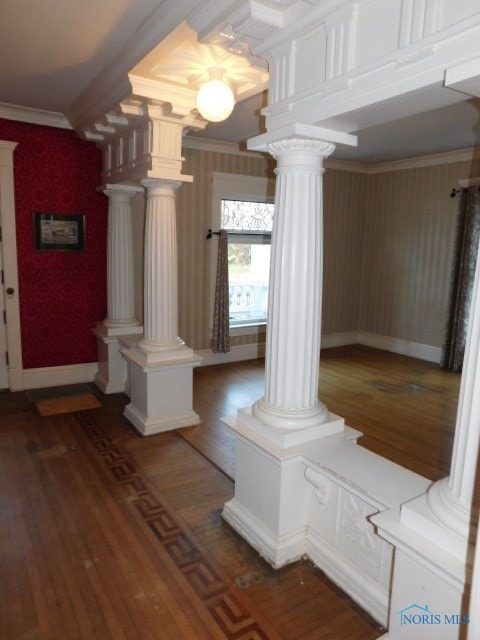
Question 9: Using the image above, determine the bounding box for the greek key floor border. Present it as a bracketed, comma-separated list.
[74, 410, 272, 640]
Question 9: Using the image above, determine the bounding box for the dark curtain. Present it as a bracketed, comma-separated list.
[211, 230, 230, 353]
[441, 187, 480, 371]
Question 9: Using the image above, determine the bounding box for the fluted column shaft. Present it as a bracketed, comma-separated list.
[139, 179, 184, 353]
[103, 187, 139, 328]
[252, 138, 335, 429]
[427, 235, 480, 535]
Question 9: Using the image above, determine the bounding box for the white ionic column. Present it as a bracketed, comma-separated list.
[93, 184, 143, 394]
[251, 138, 342, 437]
[425, 236, 480, 542]
[103, 186, 141, 329]
[223, 136, 351, 567]
[253, 138, 330, 428]
[138, 178, 184, 354]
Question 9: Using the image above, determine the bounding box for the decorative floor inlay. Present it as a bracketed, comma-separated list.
[74, 409, 272, 640]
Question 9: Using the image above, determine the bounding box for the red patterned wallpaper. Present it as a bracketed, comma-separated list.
[0, 119, 107, 369]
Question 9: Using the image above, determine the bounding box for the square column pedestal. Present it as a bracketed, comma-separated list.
[93, 323, 143, 394]
[121, 344, 202, 436]
[222, 409, 348, 567]
[223, 408, 433, 626]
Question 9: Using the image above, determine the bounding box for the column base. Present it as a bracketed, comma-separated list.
[103, 319, 141, 331]
[121, 344, 202, 436]
[232, 406, 344, 448]
[92, 323, 143, 394]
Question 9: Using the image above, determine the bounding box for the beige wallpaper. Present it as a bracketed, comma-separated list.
[360, 158, 480, 348]
[130, 144, 480, 357]
[322, 168, 368, 335]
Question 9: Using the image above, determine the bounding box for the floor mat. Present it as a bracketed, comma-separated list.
[27, 384, 102, 416]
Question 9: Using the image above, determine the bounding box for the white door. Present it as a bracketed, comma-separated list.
[0, 239, 9, 388]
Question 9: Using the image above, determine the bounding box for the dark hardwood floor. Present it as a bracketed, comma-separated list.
[0, 345, 461, 639]
[185, 344, 461, 481]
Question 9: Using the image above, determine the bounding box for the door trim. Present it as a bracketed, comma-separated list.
[0, 141, 23, 390]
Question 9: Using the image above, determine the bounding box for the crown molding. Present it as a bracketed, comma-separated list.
[182, 136, 480, 173]
[1, 98, 478, 175]
[358, 147, 480, 174]
[0, 102, 71, 130]
[325, 158, 368, 173]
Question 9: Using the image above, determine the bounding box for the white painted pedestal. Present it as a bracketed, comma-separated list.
[123, 345, 202, 435]
[373, 507, 468, 640]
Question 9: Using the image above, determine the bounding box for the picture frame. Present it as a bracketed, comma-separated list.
[34, 213, 86, 252]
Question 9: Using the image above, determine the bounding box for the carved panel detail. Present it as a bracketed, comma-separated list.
[335, 490, 390, 581]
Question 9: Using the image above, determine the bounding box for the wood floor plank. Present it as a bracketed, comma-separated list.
[1, 344, 457, 639]
[185, 345, 460, 481]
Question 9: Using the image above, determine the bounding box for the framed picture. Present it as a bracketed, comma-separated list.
[34, 213, 86, 252]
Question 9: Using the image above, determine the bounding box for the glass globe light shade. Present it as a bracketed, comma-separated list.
[197, 79, 235, 122]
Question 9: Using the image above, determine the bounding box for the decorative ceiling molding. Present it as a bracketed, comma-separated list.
[129, 22, 268, 105]
[1, 100, 478, 175]
[0, 101, 71, 130]
[66, 0, 208, 134]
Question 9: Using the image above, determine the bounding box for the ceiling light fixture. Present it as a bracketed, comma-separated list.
[196, 68, 235, 123]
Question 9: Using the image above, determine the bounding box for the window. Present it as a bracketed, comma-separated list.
[210, 172, 276, 335]
[221, 199, 274, 327]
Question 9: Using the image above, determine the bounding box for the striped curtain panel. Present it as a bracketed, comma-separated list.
[441, 187, 480, 371]
[211, 230, 230, 353]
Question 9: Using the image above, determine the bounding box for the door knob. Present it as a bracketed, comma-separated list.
[6, 287, 14, 297]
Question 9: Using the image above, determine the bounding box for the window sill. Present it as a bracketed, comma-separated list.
[229, 322, 267, 337]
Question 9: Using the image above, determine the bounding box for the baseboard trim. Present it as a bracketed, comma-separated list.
[197, 332, 440, 366]
[21, 362, 99, 390]
[306, 530, 389, 626]
[357, 331, 442, 364]
[14, 332, 440, 390]
[222, 498, 306, 568]
[321, 331, 359, 349]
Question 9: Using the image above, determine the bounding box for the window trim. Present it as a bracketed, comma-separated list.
[209, 172, 275, 337]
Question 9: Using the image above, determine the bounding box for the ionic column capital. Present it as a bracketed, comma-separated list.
[267, 138, 336, 171]
[102, 183, 143, 201]
[141, 178, 182, 195]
